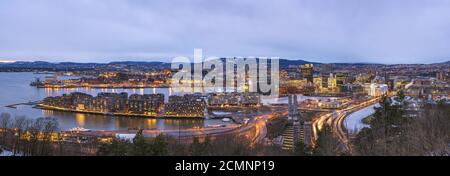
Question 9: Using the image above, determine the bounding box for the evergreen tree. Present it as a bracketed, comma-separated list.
[293, 141, 311, 156]
[132, 129, 149, 156]
[313, 124, 342, 156]
[148, 134, 168, 156]
[353, 96, 408, 155]
[189, 137, 212, 156]
[97, 138, 129, 156]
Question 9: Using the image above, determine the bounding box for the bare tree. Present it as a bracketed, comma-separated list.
[12, 116, 31, 155]
[0, 113, 12, 145]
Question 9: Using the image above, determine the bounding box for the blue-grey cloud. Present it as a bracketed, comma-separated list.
[1, 0, 450, 64]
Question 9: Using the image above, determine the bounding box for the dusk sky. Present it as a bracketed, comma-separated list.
[1, 0, 450, 64]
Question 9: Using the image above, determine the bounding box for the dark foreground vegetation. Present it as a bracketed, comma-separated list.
[352, 96, 450, 156]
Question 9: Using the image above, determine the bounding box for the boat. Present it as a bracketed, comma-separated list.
[34, 71, 55, 74]
[30, 78, 45, 86]
[69, 127, 92, 132]
[207, 124, 227, 128]
[222, 118, 231, 122]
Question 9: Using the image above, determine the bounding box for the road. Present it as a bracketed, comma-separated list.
[77, 123, 240, 138]
[312, 97, 382, 151]
[73, 107, 286, 146]
[66, 96, 382, 151]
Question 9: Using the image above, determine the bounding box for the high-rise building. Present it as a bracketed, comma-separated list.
[335, 72, 349, 86]
[387, 79, 397, 91]
[300, 64, 314, 83]
[288, 94, 299, 121]
[436, 71, 447, 81]
[368, 83, 388, 97]
[328, 73, 337, 89]
[321, 74, 329, 89]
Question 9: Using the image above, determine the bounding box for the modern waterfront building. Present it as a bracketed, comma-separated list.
[207, 92, 261, 107]
[128, 94, 164, 115]
[164, 94, 206, 118]
[42, 92, 164, 116]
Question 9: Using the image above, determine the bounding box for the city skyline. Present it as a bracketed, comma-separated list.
[1, 0, 450, 64]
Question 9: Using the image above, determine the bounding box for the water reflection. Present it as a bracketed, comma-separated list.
[0, 72, 224, 131]
[75, 113, 86, 127]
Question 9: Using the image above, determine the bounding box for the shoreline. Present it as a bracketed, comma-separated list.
[35, 104, 205, 119]
[34, 85, 171, 89]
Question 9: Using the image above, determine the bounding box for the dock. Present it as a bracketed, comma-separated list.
[5, 100, 42, 109]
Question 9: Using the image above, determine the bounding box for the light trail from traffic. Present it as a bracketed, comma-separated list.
[312, 97, 383, 152]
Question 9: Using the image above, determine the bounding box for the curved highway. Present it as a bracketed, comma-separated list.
[312, 97, 382, 152]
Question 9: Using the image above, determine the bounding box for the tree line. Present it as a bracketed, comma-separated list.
[1, 113, 60, 156]
[352, 93, 450, 156]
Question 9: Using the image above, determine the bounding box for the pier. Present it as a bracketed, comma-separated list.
[5, 100, 42, 109]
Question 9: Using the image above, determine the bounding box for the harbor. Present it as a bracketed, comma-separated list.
[0, 72, 230, 131]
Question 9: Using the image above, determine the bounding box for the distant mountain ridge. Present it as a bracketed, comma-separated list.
[0, 59, 448, 68]
[0, 59, 316, 66]
[279, 59, 320, 67]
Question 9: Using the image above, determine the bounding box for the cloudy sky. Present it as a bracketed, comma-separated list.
[1, 0, 450, 64]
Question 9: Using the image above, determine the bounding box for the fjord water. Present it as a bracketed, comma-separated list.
[0, 72, 224, 131]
